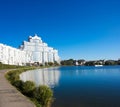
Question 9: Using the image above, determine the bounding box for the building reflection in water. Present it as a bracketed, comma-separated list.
[19, 67, 61, 88]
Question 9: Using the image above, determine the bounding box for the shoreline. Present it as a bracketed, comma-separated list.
[4, 66, 55, 107]
[0, 69, 35, 107]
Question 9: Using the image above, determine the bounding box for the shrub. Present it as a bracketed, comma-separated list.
[6, 71, 20, 84]
[34, 85, 53, 106]
[5, 68, 54, 107]
[45, 62, 48, 66]
[22, 81, 36, 97]
[48, 62, 54, 66]
[12, 80, 24, 91]
[31, 98, 42, 107]
[54, 61, 59, 66]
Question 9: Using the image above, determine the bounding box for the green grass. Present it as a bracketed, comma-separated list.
[0, 62, 26, 70]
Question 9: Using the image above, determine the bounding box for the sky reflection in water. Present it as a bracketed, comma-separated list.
[20, 66, 120, 107]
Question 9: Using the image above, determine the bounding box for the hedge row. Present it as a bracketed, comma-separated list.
[5, 68, 53, 107]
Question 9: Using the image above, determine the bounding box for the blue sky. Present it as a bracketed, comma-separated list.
[0, 0, 120, 60]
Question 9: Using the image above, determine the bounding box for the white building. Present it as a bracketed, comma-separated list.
[0, 34, 60, 65]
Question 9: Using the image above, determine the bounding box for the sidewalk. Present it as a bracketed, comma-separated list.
[0, 70, 35, 107]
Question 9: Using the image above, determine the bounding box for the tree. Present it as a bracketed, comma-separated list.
[54, 61, 59, 66]
[85, 61, 95, 66]
[78, 59, 85, 65]
[48, 62, 54, 66]
[45, 62, 48, 66]
[118, 59, 120, 65]
[104, 60, 117, 65]
[60, 59, 74, 65]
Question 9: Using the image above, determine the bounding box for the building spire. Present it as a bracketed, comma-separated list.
[34, 33, 38, 37]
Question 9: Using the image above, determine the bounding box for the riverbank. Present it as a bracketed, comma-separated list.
[0, 69, 35, 107]
[5, 67, 54, 107]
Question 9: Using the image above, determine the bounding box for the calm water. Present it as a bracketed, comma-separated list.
[20, 66, 120, 107]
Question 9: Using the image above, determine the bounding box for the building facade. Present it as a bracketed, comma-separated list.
[0, 34, 60, 65]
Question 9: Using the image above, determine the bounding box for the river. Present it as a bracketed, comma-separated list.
[20, 66, 120, 107]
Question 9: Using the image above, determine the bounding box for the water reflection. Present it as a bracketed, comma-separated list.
[20, 67, 60, 88]
[52, 66, 120, 107]
[19, 66, 120, 107]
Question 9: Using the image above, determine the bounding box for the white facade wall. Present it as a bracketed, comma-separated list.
[0, 34, 60, 65]
[20, 34, 60, 64]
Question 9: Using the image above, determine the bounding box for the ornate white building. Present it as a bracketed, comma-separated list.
[0, 34, 60, 65]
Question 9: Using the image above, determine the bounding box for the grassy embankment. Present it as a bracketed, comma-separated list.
[0, 62, 26, 70]
[1, 64, 54, 107]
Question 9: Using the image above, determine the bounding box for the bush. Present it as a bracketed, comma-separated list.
[31, 98, 42, 107]
[13, 80, 24, 91]
[22, 81, 36, 97]
[7, 71, 20, 84]
[48, 62, 54, 66]
[54, 61, 59, 66]
[5, 68, 54, 107]
[34, 85, 53, 106]
[45, 62, 48, 66]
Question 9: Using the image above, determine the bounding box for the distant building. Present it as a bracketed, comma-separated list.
[75, 61, 79, 66]
[0, 34, 60, 65]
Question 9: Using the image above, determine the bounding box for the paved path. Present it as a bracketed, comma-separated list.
[0, 69, 35, 107]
